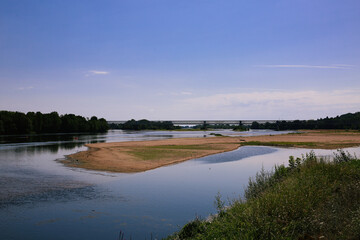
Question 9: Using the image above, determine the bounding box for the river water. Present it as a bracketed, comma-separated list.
[1, 129, 359, 239]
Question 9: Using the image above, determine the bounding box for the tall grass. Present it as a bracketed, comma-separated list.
[166, 150, 360, 239]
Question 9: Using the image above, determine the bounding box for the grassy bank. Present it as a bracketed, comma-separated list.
[166, 150, 360, 239]
[241, 140, 358, 149]
[128, 144, 229, 161]
[239, 130, 360, 149]
[65, 137, 241, 172]
[242, 141, 317, 148]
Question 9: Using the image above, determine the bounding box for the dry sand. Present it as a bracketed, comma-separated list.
[63, 130, 360, 173]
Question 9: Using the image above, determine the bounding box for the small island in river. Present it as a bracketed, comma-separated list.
[64, 130, 360, 173]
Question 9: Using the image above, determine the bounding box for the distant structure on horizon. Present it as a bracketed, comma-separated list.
[107, 120, 279, 126]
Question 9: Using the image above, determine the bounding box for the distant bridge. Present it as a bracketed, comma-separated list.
[107, 120, 278, 126]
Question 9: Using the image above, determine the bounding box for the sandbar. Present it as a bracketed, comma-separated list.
[63, 130, 360, 173]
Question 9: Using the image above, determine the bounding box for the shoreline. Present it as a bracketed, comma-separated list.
[63, 137, 242, 173]
[63, 130, 360, 173]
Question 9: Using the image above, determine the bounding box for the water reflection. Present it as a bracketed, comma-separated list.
[0, 129, 315, 239]
[0, 132, 105, 144]
[1, 140, 106, 154]
[195, 146, 277, 164]
[1, 185, 95, 208]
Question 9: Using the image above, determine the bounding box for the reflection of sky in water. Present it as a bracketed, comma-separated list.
[0, 129, 294, 150]
[1, 130, 360, 239]
[195, 146, 277, 164]
[215, 129, 296, 137]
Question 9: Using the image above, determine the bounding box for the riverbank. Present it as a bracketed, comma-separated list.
[239, 129, 360, 149]
[64, 130, 360, 173]
[64, 137, 241, 172]
[166, 151, 360, 239]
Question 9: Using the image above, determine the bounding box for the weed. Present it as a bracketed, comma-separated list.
[333, 149, 356, 163]
[167, 151, 360, 239]
[214, 192, 225, 216]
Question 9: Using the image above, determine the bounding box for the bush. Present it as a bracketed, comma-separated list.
[168, 151, 360, 239]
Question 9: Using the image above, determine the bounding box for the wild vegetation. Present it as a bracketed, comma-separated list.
[110, 120, 248, 131]
[166, 150, 360, 239]
[232, 125, 249, 132]
[251, 111, 360, 130]
[0, 110, 109, 135]
[109, 119, 181, 130]
[192, 123, 233, 130]
[193, 122, 248, 131]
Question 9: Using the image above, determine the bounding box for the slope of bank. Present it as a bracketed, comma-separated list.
[63, 130, 360, 173]
[166, 151, 360, 239]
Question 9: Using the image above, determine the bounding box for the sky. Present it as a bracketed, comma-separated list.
[1, 0, 360, 120]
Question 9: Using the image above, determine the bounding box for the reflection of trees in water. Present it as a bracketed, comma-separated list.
[0, 134, 69, 144]
[33, 140, 106, 153]
[5, 140, 105, 155]
[0, 132, 108, 144]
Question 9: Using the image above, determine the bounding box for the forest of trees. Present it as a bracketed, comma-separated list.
[110, 112, 360, 131]
[192, 123, 234, 130]
[192, 123, 249, 131]
[109, 119, 180, 130]
[0, 111, 109, 135]
[251, 112, 360, 130]
[5, 110, 357, 135]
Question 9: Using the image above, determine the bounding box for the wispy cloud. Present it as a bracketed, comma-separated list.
[85, 70, 110, 76]
[172, 89, 360, 119]
[256, 64, 354, 69]
[162, 91, 193, 96]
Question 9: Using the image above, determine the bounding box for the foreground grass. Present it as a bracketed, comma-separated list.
[166, 150, 360, 239]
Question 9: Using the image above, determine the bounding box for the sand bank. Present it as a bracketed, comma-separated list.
[64, 130, 360, 173]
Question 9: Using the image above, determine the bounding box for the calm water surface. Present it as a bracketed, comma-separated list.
[1, 129, 359, 239]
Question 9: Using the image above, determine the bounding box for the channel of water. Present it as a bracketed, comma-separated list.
[1, 129, 359, 239]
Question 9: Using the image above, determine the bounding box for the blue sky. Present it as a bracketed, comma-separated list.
[1, 0, 359, 120]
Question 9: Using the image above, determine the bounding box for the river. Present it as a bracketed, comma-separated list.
[1, 129, 359, 239]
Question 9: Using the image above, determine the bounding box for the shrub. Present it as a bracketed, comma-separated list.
[168, 151, 360, 239]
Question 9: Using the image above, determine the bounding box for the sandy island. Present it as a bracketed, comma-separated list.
[63, 130, 360, 173]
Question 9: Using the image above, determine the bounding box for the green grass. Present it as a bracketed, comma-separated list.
[286, 131, 305, 135]
[317, 129, 360, 133]
[166, 150, 360, 239]
[242, 141, 359, 149]
[126, 142, 241, 162]
[149, 144, 221, 150]
[242, 141, 317, 147]
[209, 133, 224, 137]
[128, 148, 196, 161]
[128, 144, 223, 161]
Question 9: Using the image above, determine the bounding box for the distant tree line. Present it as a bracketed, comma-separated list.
[193, 123, 234, 130]
[0, 111, 109, 135]
[251, 112, 360, 130]
[192, 123, 249, 131]
[109, 119, 181, 130]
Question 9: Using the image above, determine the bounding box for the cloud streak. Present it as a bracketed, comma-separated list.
[172, 89, 360, 119]
[86, 70, 110, 76]
[256, 64, 354, 69]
